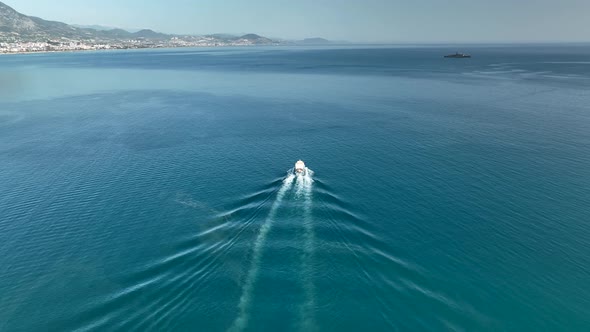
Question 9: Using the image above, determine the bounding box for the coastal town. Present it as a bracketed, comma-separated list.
[0, 0, 284, 54]
[0, 35, 278, 54]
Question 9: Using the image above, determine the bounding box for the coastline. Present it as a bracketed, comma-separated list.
[0, 43, 280, 56]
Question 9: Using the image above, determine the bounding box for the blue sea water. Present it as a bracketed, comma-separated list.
[1, 45, 590, 331]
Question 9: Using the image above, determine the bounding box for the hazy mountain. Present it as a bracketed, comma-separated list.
[73, 24, 145, 33]
[300, 37, 331, 45]
[206, 33, 238, 39]
[0, 1, 275, 44]
[72, 24, 120, 31]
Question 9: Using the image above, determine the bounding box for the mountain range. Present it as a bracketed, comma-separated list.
[0, 1, 273, 44]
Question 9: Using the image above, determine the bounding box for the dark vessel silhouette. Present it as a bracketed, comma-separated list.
[444, 52, 471, 58]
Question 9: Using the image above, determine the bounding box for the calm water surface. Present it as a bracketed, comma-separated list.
[1, 45, 590, 331]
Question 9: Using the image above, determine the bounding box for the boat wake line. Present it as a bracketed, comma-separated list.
[295, 169, 317, 331]
[228, 172, 295, 332]
[228, 167, 315, 332]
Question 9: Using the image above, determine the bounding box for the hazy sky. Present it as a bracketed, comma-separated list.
[7, 0, 590, 42]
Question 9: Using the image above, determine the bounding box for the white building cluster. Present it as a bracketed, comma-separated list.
[0, 36, 275, 54]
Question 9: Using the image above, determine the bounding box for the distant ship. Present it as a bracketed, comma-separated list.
[444, 52, 471, 58]
[295, 160, 306, 175]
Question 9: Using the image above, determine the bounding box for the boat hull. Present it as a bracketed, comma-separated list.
[294, 160, 306, 175]
[444, 54, 471, 58]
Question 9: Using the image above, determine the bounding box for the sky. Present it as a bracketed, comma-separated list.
[6, 0, 590, 43]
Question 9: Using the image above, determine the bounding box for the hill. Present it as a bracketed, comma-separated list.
[0, 1, 100, 40]
[0, 1, 276, 47]
[300, 37, 331, 44]
[235, 34, 274, 44]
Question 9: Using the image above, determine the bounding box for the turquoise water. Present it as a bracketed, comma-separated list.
[1, 46, 590, 331]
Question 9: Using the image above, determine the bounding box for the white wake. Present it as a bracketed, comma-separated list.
[295, 169, 317, 331]
[228, 173, 295, 332]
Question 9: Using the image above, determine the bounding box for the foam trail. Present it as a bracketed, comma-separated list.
[229, 173, 295, 332]
[295, 169, 317, 331]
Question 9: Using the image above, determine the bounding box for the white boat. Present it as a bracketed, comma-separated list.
[295, 160, 306, 174]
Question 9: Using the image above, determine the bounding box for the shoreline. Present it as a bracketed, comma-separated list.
[3, 42, 586, 56]
[0, 44, 283, 56]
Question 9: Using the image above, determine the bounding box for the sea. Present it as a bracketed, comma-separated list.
[1, 45, 589, 331]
